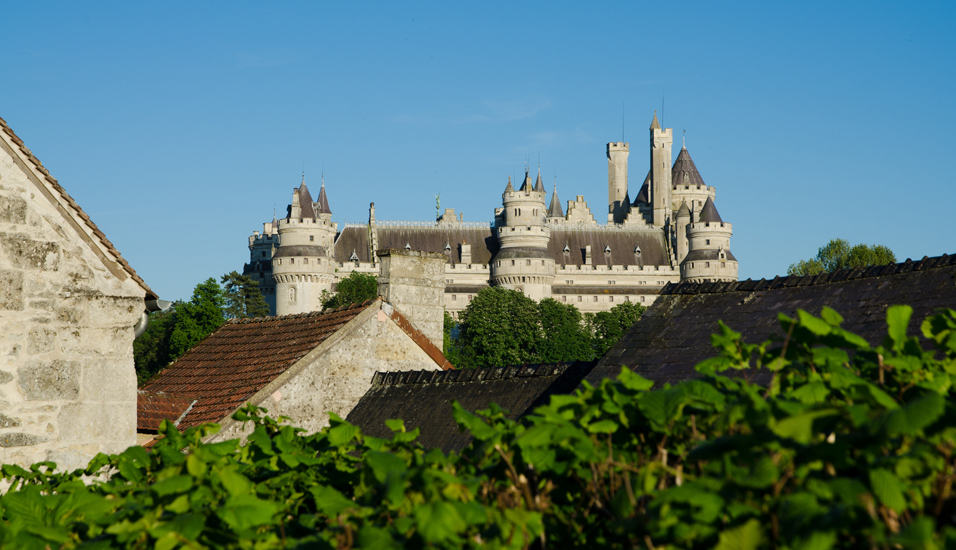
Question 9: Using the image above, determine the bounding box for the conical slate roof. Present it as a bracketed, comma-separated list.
[698, 197, 723, 223]
[548, 185, 564, 218]
[297, 181, 316, 219]
[671, 147, 706, 188]
[676, 200, 691, 218]
[504, 176, 513, 193]
[316, 181, 332, 214]
[633, 171, 651, 204]
[534, 170, 545, 193]
[519, 170, 532, 192]
[650, 111, 661, 130]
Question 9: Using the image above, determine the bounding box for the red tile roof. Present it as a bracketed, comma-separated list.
[0, 116, 156, 300]
[137, 392, 197, 431]
[138, 299, 453, 433]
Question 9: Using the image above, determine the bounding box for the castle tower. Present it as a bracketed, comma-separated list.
[491, 168, 554, 300]
[650, 111, 673, 227]
[675, 200, 691, 264]
[680, 197, 738, 283]
[273, 179, 338, 315]
[607, 141, 629, 224]
[547, 183, 564, 223]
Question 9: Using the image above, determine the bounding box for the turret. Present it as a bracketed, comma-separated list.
[273, 180, 338, 315]
[680, 197, 738, 283]
[491, 167, 554, 300]
[650, 111, 673, 228]
[675, 200, 691, 264]
[607, 141, 629, 224]
[547, 183, 564, 223]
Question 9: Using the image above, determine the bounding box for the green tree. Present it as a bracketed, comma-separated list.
[321, 272, 378, 310]
[443, 310, 462, 367]
[587, 301, 646, 357]
[537, 298, 594, 363]
[168, 278, 226, 359]
[221, 271, 271, 319]
[132, 306, 178, 385]
[455, 287, 540, 368]
[788, 238, 897, 276]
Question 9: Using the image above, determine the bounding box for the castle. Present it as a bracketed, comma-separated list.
[244, 112, 738, 317]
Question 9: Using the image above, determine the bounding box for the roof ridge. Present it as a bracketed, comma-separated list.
[226, 298, 381, 323]
[0, 116, 156, 299]
[370, 361, 595, 387]
[662, 252, 956, 296]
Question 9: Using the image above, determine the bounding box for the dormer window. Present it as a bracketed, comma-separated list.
[634, 246, 642, 255]
[563, 244, 570, 254]
[444, 243, 451, 251]
[404, 243, 411, 250]
[349, 249, 359, 262]
[604, 245, 611, 256]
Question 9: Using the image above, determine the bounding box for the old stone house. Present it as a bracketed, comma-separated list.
[138, 249, 452, 443]
[0, 117, 156, 470]
[137, 298, 453, 444]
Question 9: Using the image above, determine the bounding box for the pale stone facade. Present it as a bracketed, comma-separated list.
[0, 118, 153, 470]
[244, 112, 738, 317]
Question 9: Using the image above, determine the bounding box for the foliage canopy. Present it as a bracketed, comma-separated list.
[322, 272, 379, 310]
[788, 238, 897, 276]
[220, 271, 270, 319]
[4, 305, 956, 548]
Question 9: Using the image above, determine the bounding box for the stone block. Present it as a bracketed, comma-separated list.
[0, 195, 27, 224]
[1, 234, 59, 271]
[82, 361, 135, 403]
[0, 432, 47, 447]
[18, 360, 80, 400]
[0, 270, 24, 311]
[0, 371, 12, 384]
[0, 413, 21, 428]
[27, 327, 56, 355]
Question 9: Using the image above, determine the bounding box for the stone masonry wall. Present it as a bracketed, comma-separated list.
[376, 249, 446, 349]
[0, 140, 145, 471]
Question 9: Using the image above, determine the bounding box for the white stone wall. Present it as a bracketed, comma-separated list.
[0, 140, 145, 471]
[377, 250, 446, 349]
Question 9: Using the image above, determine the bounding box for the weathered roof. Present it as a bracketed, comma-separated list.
[534, 170, 545, 193]
[316, 182, 332, 215]
[676, 200, 691, 218]
[650, 111, 661, 130]
[346, 361, 596, 453]
[296, 182, 316, 219]
[633, 172, 651, 204]
[504, 176, 513, 193]
[137, 392, 197, 432]
[671, 147, 706, 188]
[548, 227, 669, 266]
[374, 226, 498, 265]
[698, 197, 723, 223]
[334, 226, 371, 262]
[0, 116, 156, 300]
[590, 254, 956, 388]
[548, 186, 564, 218]
[682, 248, 738, 262]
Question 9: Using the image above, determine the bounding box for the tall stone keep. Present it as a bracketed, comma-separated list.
[607, 142, 629, 224]
[377, 249, 447, 349]
[649, 111, 673, 227]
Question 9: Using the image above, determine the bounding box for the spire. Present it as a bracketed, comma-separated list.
[671, 146, 706, 188]
[534, 167, 545, 193]
[650, 110, 661, 130]
[316, 178, 332, 215]
[677, 200, 691, 218]
[548, 183, 564, 218]
[504, 176, 513, 193]
[297, 180, 316, 219]
[519, 168, 532, 192]
[698, 197, 723, 223]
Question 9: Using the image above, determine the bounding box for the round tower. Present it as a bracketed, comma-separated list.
[680, 197, 738, 283]
[490, 168, 554, 300]
[273, 179, 337, 315]
[675, 200, 691, 265]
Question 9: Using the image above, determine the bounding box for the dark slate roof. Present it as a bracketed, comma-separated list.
[534, 171, 545, 193]
[698, 197, 723, 223]
[316, 182, 332, 214]
[671, 147, 706, 188]
[548, 186, 564, 218]
[296, 182, 316, 219]
[677, 200, 691, 218]
[346, 362, 597, 453]
[334, 226, 371, 262]
[682, 248, 737, 262]
[374, 226, 498, 265]
[273, 245, 326, 258]
[589, 254, 956, 388]
[0, 117, 157, 300]
[548, 227, 669, 266]
[633, 172, 650, 204]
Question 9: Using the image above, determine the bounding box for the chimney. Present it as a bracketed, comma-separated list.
[460, 241, 472, 264]
[376, 249, 446, 349]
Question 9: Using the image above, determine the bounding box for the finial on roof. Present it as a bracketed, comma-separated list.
[534, 166, 545, 192]
[504, 176, 514, 193]
[650, 110, 661, 130]
[682, 129, 686, 149]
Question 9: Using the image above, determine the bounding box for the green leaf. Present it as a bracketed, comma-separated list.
[771, 409, 838, 444]
[586, 419, 618, 434]
[715, 519, 764, 550]
[151, 475, 193, 497]
[328, 420, 361, 446]
[820, 307, 844, 327]
[891, 516, 936, 549]
[798, 310, 832, 336]
[881, 392, 945, 436]
[886, 305, 913, 351]
[869, 468, 906, 512]
[217, 467, 252, 496]
[639, 387, 685, 431]
[415, 501, 467, 542]
[217, 494, 278, 531]
[384, 418, 405, 432]
[311, 485, 358, 517]
[794, 530, 837, 550]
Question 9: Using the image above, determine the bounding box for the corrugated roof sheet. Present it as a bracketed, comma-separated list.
[139, 301, 378, 430]
[0, 116, 156, 300]
[346, 361, 597, 453]
[589, 254, 956, 388]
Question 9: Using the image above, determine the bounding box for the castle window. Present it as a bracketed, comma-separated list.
[721, 262, 726, 268]
[511, 260, 515, 266]
[452, 295, 457, 301]
[317, 259, 321, 264]
[577, 296, 582, 302]
[625, 296, 630, 302]
[289, 286, 296, 304]
[609, 296, 614, 303]
[706, 262, 710, 268]
[290, 258, 294, 264]
[261, 251, 266, 257]
[691, 263, 694, 268]
[310, 235, 314, 242]
[468, 295, 472, 300]
[561, 296, 566, 302]
[303, 258, 309, 264]
[593, 296, 598, 302]
[641, 296, 645, 303]
[276, 259, 281, 265]
[541, 260, 545, 266]
[526, 260, 531, 266]
[706, 239, 710, 245]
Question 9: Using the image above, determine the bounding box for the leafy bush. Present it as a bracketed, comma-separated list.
[3, 305, 955, 549]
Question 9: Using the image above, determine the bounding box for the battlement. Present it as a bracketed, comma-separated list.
[278, 217, 336, 229]
[607, 142, 629, 152]
[672, 184, 716, 193]
[688, 221, 732, 231]
[502, 189, 546, 202]
[556, 264, 678, 274]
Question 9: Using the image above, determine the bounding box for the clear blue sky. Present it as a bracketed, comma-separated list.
[3, 2, 953, 301]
